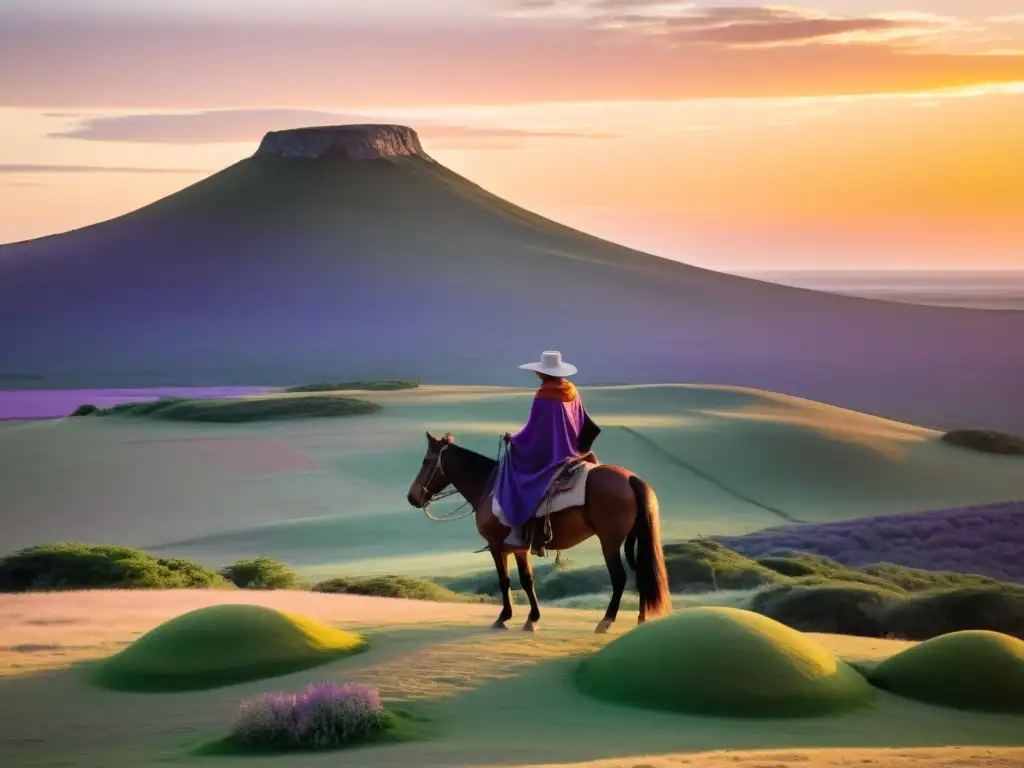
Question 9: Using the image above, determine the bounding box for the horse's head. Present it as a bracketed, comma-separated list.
[407, 431, 455, 508]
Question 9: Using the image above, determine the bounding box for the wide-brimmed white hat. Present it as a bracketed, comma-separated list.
[519, 350, 578, 378]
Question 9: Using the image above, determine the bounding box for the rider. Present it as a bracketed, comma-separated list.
[492, 351, 601, 547]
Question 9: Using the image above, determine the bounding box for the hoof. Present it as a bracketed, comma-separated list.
[522, 621, 537, 633]
[595, 620, 612, 634]
[492, 621, 509, 631]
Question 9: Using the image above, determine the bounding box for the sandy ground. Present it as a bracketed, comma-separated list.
[1, 590, 1021, 768]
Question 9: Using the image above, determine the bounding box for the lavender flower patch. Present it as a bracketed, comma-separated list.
[715, 501, 1024, 584]
[232, 682, 387, 750]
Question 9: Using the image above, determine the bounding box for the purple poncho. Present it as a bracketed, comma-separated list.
[493, 391, 584, 527]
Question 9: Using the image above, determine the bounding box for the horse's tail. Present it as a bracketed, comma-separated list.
[624, 530, 637, 571]
[628, 475, 671, 619]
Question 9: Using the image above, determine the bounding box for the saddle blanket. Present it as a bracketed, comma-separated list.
[491, 460, 593, 527]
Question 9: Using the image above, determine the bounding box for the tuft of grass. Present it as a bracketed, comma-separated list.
[312, 575, 489, 604]
[0, 542, 231, 592]
[220, 556, 302, 590]
[285, 380, 420, 393]
[941, 429, 1024, 455]
[77, 394, 382, 423]
[92, 604, 366, 692]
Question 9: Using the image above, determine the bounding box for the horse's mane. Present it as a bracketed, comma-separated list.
[448, 442, 498, 477]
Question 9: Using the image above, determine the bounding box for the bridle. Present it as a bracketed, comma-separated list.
[415, 442, 473, 522]
[414, 435, 508, 523]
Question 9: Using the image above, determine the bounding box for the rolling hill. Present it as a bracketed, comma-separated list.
[2, 385, 1021, 576]
[1, 124, 1021, 430]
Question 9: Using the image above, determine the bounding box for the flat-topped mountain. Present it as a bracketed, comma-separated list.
[1, 125, 1021, 430]
[254, 124, 433, 161]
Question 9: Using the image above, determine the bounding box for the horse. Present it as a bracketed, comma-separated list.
[406, 431, 671, 634]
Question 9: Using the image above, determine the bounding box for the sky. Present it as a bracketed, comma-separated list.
[1, 0, 1023, 270]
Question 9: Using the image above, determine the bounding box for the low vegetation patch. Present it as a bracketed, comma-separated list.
[220, 557, 302, 590]
[93, 605, 366, 692]
[861, 630, 1024, 713]
[285, 380, 420, 393]
[575, 606, 874, 717]
[442, 539, 1024, 640]
[717, 501, 1024, 583]
[230, 682, 387, 750]
[941, 428, 1024, 455]
[312, 575, 489, 604]
[72, 394, 382, 422]
[0, 543, 230, 592]
[195, 683, 429, 756]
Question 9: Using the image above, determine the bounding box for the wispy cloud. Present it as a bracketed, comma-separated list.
[0, 164, 209, 174]
[47, 109, 618, 147]
[568, 4, 959, 47]
[1, 5, 1022, 107]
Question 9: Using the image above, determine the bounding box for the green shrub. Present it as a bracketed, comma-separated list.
[750, 583, 897, 637]
[90, 395, 381, 422]
[756, 556, 819, 578]
[71, 403, 100, 416]
[941, 429, 1024, 455]
[0, 543, 230, 592]
[750, 582, 1024, 640]
[880, 585, 1024, 640]
[220, 557, 302, 590]
[285, 380, 420, 393]
[312, 575, 488, 604]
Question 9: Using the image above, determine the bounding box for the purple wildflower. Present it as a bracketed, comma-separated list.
[232, 681, 386, 750]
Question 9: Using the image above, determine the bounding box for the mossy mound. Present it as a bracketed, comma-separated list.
[575, 606, 874, 717]
[865, 630, 1024, 713]
[93, 604, 366, 692]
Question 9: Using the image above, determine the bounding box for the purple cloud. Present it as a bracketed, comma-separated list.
[0, 164, 209, 174]
[49, 109, 618, 146]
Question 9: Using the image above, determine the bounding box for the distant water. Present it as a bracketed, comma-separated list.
[749, 270, 1024, 310]
[0, 387, 280, 421]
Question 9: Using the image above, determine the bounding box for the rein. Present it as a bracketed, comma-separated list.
[417, 436, 507, 523]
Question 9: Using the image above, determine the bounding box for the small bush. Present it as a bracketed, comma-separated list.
[220, 557, 301, 590]
[751, 583, 896, 637]
[942, 429, 1024, 455]
[881, 585, 1024, 640]
[89, 395, 382, 423]
[71, 403, 100, 416]
[231, 682, 387, 750]
[0, 543, 230, 592]
[750, 582, 1024, 640]
[285, 380, 419, 393]
[312, 575, 488, 603]
[756, 556, 819, 578]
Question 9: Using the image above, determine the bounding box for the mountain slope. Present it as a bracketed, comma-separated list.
[1, 127, 1021, 430]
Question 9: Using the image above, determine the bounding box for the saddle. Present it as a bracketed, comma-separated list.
[523, 452, 598, 557]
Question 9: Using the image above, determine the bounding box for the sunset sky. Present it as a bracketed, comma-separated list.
[2, 0, 1023, 270]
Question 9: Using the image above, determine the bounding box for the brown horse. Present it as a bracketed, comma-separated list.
[406, 431, 671, 633]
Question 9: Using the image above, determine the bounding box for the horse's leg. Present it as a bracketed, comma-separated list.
[490, 546, 513, 630]
[596, 533, 628, 634]
[513, 551, 541, 632]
